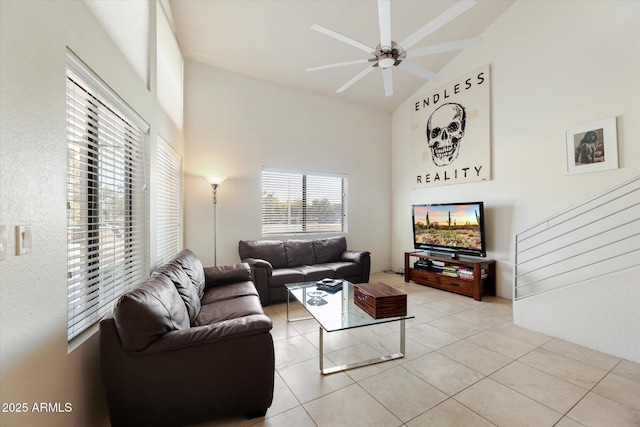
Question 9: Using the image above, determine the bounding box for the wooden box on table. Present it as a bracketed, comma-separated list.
[354, 282, 407, 319]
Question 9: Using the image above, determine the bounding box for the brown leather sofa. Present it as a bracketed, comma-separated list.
[99, 249, 274, 427]
[239, 236, 370, 305]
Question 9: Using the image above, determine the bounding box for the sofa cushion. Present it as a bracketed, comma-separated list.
[201, 281, 259, 305]
[322, 261, 363, 279]
[291, 265, 335, 281]
[313, 237, 347, 263]
[195, 295, 264, 326]
[239, 240, 288, 269]
[268, 268, 305, 288]
[113, 274, 189, 352]
[154, 262, 200, 324]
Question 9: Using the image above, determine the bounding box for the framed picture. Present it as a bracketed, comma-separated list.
[565, 117, 618, 175]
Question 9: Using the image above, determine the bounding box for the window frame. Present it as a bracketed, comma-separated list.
[66, 50, 149, 344]
[261, 167, 348, 237]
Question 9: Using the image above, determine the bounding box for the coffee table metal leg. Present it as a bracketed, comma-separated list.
[287, 289, 313, 322]
[320, 318, 406, 375]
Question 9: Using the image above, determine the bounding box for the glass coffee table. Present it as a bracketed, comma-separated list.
[286, 280, 414, 375]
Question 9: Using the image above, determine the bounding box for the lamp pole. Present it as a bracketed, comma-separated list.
[206, 176, 226, 266]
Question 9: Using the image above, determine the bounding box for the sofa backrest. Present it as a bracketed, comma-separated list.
[239, 236, 348, 268]
[313, 236, 347, 263]
[284, 240, 316, 267]
[239, 240, 288, 268]
[113, 274, 190, 352]
[154, 249, 206, 324]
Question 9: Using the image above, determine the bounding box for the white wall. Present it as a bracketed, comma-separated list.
[392, 0, 640, 299]
[0, 1, 183, 426]
[183, 61, 392, 270]
[392, 0, 640, 362]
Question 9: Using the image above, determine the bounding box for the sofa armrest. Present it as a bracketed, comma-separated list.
[204, 263, 251, 288]
[241, 257, 273, 275]
[341, 250, 371, 265]
[134, 314, 272, 355]
[241, 258, 272, 306]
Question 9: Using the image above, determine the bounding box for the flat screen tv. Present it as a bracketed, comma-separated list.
[412, 202, 486, 258]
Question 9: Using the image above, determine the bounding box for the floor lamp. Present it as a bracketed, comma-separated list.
[206, 175, 226, 266]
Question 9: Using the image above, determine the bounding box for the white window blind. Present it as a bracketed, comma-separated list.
[156, 137, 182, 265]
[261, 168, 348, 236]
[66, 53, 149, 342]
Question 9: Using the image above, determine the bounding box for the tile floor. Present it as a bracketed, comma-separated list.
[194, 272, 640, 427]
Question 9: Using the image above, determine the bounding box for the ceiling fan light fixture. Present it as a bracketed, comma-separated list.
[378, 54, 395, 69]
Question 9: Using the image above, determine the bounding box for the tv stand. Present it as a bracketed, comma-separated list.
[404, 252, 496, 301]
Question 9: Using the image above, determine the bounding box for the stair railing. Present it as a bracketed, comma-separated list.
[514, 176, 640, 300]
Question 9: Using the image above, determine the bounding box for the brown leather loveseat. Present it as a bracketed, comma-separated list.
[239, 236, 370, 305]
[99, 249, 274, 427]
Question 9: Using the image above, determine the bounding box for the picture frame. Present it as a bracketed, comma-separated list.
[565, 117, 618, 175]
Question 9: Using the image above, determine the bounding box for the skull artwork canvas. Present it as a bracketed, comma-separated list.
[426, 103, 467, 166]
[411, 65, 492, 188]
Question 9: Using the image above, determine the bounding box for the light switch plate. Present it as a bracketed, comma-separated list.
[0, 225, 7, 260]
[16, 225, 32, 255]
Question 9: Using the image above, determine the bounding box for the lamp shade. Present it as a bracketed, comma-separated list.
[206, 175, 227, 186]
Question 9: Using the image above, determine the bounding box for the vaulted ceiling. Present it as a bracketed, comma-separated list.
[168, 0, 514, 112]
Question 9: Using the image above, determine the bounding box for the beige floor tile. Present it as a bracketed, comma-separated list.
[592, 372, 640, 412]
[347, 322, 396, 342]
[439, 340, 512, 376]
[542, 338, 621, 370]
[422, 299, 470, 315]
[472, 303, 513, 320]
[612, 359, 640, 384]
[466, 330, 537, 359]
[273, 334, 318, 369]
[428, 315, 486, 338]
[250, 406, 316, 427]
[365, 331, 433, 363]
[236, 371, 301, 424]
[303, 328, 361, 352]
[455, 378, 562, 427]
[404, 351, 484, 396]
[567, 392, 640, 427]
[452, 309, 507, 328]
[490, 361, 588, 414]
[519, 347, 608, 389]
[406, 323, 460, 350]
[553, 416, 586, 427]
[303, 383, 402, 427]
[278, 358, 354, 403]
[268, 317, 301, 342]
[441, 292, 488, 309]
[359, 366, 447, 422]
[492, 322, 552, 346]
[409, 303, 448, 322]
[288, 317, 320, 335]
[326, 342, 399, 382]
[407, 398, 495, 427]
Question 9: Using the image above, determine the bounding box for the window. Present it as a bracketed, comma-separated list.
[156, 137, 182, 265]
[66, 52, 149, 342]
[261, 168, 348, 236]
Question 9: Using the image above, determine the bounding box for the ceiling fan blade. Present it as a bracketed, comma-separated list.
[399, 0, 476, 50]
[336, 65, 375, 93]
[377, 0, 392, 48]
[311, 24, 374, 54]
[306, 59, 371, 72]
[382, 67, 393, 97]
[406, 37, 482, 59]
[397, 62, 442, 83]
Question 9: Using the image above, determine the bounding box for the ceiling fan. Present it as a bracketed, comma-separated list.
[306, 0, 481, 97]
